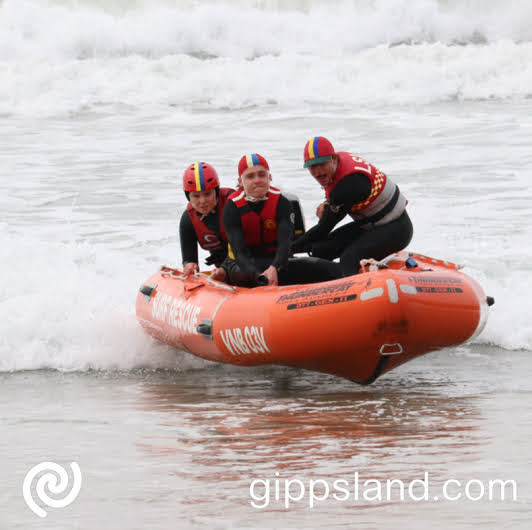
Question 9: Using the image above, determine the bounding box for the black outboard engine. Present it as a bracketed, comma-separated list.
[283, 191, 306, 237]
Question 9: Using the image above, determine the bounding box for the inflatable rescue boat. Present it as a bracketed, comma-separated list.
[136, 251, 493, 384]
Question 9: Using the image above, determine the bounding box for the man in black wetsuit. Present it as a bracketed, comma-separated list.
[291, 136, 413, 276]
[221, 153, 341, 287]
[179, 162, 234, 279]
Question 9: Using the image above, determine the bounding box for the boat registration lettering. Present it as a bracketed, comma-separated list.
[151, 292, 201, 334]
[276, 281, 357, 304]
[408, 275, 462, 284]
[219, 327, 270, 356]
[415, 286, 464, 294]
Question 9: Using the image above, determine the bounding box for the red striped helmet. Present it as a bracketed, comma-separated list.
[238, 153, 269, 177]
[183, 162, 220, 192]
[303, 136, 335, 168]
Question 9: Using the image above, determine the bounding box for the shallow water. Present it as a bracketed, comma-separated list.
[2, 345, 531, 528]
[1, 0, 531, 527]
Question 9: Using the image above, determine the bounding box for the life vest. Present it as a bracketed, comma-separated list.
[227, 186, 281, 257]
[186, 187, 233, 251]
[325, 152, 407, 227]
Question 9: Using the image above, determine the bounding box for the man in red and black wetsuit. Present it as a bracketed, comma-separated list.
[179, 162, 234, 279]
[292, 136, 413, 276]
[222, 153, 341, 287]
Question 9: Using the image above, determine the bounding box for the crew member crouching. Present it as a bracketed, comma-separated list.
[179, 162, 234, 280]
[292, 136, 413, 276]
[222, 153, 341, 287]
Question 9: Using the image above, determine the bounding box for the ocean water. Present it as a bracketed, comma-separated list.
[1, 0, 531, 528]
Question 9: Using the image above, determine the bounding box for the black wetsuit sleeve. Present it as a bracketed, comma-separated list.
[222, 200, 260, 275]
[272, 195, 294, 270]
[292, 173, 372, 251]
[328, 173, 372, 213]
[179, 210, 199, 266]
[291, 203, 346, 251]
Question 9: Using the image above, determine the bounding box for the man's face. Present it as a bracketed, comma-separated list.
[239, 166, 271, 198]
[308, 157, 337, 187]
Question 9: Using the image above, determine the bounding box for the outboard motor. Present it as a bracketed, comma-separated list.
[283, 191, 306, 237]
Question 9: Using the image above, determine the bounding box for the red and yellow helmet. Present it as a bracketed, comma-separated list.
[303, 136, 335, 168]
[183, 162, 220, 192]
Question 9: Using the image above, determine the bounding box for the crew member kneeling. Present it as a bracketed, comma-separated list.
[292, 136, 413, 276]
[222, 153, 341, 287]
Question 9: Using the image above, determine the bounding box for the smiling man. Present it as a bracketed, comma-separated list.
[292, 136, 413, 276]
[222, 153, 341, 287]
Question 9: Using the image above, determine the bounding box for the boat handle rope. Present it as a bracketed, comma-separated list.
[379, 343, 403, 356]
[359, 258, 389, 273]
[196, 272, 237, 292]
[160, 266, 184, 279]
[361, 254, 465, 273]
[159, 266, 236, 292]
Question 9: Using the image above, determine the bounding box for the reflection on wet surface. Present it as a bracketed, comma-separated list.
[136, 365, 485, 497]
[2, 347, 530, 529]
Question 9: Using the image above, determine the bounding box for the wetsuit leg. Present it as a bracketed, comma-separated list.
[310, 221, 363, 260]
[278, 257, 343, 285]
[222, 258, 257, 287]
[222, 257, 273, 287]
[338, 211, 414, 276]
[224, 256, 343, 287]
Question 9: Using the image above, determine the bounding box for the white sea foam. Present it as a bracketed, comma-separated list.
[0, 234, 208, 372]
[2, 0, 532, 60]
[2, 40, 532, 118]
[1, 0, 532, 117]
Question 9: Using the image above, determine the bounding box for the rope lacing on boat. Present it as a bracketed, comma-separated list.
[159, 266, 236, 292]
[359, 258, 389, 273]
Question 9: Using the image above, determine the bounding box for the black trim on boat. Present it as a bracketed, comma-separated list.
[139, 284, 157, 298]
[197, 319, 213, 340]
[356, 356, 391, 385]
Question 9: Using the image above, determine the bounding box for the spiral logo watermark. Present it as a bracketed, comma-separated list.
[22, 462, 82, 518]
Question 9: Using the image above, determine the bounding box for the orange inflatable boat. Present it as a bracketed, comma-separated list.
[136, 251, 493, 384]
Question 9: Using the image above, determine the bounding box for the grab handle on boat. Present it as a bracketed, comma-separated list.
[139, 284, 157, 298]
[379, 343, 403, 356]
[197, 319, 213, 340]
